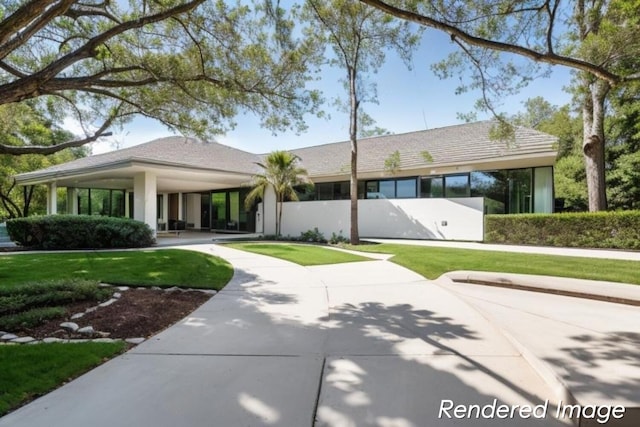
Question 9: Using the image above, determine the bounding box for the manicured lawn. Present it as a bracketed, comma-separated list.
[0, 342, 126, 416]
[226, 243, 372, 266]
[348, 244, 640, 285]
[0, 249, 233, 290]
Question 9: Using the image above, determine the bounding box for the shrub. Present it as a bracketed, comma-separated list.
[329, 231, 350, 245]
[299, 227, 327, 243]
[6, 215, 155, 249]
[0, 280, 112, 316]
[485, 211, 640, 250]
[0, 307, 66, 330]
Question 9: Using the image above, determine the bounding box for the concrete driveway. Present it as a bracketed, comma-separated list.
[1, 244, 637, 426]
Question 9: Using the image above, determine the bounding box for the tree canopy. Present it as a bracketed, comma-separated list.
[0, 0, 321, 155]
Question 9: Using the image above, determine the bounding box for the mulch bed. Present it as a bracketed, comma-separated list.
[18, 288, 212, 340]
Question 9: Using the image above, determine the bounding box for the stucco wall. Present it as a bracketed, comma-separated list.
[262, 197, 484, 241]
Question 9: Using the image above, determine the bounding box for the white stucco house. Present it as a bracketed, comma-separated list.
[14, 121, 558, 241]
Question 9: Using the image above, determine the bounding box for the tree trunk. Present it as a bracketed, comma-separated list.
[349, 66, 360, 245]
[582, 79, 609, 211]
[277, 195, 284, 237]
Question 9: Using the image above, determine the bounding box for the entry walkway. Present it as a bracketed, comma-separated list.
[1, 244, 636, 426]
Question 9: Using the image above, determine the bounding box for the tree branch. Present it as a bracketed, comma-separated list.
[357, 0, 626, 84]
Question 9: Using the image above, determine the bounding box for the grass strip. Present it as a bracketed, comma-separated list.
[348, 243, 640, 285]
[226, 243, 372, 266]
[0, 342, 126, 416]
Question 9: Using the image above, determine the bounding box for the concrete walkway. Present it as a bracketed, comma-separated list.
[1, 244, 637, 426]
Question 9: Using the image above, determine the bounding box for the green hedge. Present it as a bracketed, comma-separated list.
[485, 211, 640, 250]
[6, 215, 155, 250]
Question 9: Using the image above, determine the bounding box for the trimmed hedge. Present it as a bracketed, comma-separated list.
[485, 211, 640, 250]
[6, 215, 155, 250]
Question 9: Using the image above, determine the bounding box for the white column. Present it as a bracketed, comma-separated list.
[66, 187, 78, 215]
[124, 191, 130, 218]
[177, 192, 184, 220]
[46, 182, 58, 215]
[133, 172, 157, 234]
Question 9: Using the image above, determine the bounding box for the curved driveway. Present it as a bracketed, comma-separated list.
[1, 244, 637, 426]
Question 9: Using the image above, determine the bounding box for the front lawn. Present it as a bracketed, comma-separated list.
[226, 243, 372, 266]
[348, 244, 640, 285]
[0, 248, 233, 416]
[0, 249, 233, 290]
[0, 342, 126, 416]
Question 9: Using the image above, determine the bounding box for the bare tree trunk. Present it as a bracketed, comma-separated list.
[582, 79, 609, 211]
[349, 66, 360, 245]
[277, 196, 284, 237]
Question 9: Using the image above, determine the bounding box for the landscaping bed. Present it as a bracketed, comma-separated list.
[1, 285, 212, 342]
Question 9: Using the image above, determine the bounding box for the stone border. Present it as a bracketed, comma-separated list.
[0, 284, 216, 346]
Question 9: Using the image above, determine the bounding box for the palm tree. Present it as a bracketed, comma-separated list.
[245, 150, 312, 236]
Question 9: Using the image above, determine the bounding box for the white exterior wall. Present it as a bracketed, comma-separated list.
[275, 198, 485, 241]
[185, 193, 201, 229]
[261, 187, 277, 235]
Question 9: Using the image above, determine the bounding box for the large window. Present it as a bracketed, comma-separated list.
[396, 178, 417, 198]
[444, 174, 470, 198]
[471, 171, 507, 214]
[420, 177, 443, 198]
[366, 178, 418, 199]
[77, 189, 126, 217]
[508, 169, 532, 213]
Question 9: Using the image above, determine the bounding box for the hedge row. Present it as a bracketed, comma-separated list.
[485, 211, 640, 250]
[6, 215, 155, 250]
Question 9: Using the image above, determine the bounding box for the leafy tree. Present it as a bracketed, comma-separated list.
[0, 103, 87, 218]
[0, 0, 320, 156]
[358, 0, 640, 212]
[303, 0, 420, 244]
[245, 150, 312, 237]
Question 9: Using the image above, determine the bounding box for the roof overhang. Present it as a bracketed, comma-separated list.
[15, 159, 254, 193]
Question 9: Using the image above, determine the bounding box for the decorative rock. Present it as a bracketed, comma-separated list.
[116, 286, 129, 291]
[165, 286, 181, 292]
[43, 337, 66, 343]
[1, 333, 18, 341]
[96, 331, 111, 338]
[27, 340, 41, 345]
[99, 298, 118, 308]
[60, 322, 79, 332]
[77, 326, 95, 335]
[71, 312, 85, 320]
[199, 290, 217, 295]
[98, 283, 112, 287]
[125, 337, 145, 345]
[68, 339, 90, 343]
[112, 292, 122, 299]
[151, 286, 162, 291]
[0, 331, 6, 335]
[11, 336, 36, 344]
[85, 306, 98, 313]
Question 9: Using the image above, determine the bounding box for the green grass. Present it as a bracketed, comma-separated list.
[0, 249, 233, 290]
[0, 342, 126, 416]
[226, 243, 372, 266]
[348, 244, 640, 285]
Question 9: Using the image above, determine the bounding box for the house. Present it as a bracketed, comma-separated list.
[14, 121, 557, 241]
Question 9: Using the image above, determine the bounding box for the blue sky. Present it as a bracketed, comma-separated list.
[91, 28, 574, 155]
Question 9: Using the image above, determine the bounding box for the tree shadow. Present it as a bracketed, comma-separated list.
[544, 331, 640, 404]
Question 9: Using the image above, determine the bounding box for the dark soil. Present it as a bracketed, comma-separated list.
[18, 288, 212, 340]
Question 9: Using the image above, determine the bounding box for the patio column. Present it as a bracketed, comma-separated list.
[66, 187, 78, 215]
[178, 192, 183, 221]
[133, 172, 157, 234]
[46, 182, 57, 215]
